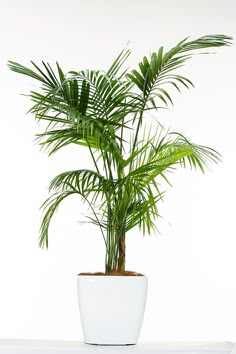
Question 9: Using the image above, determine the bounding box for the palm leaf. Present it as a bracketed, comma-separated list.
[127, 34, 232, 108]
[39, 190, 77, 248]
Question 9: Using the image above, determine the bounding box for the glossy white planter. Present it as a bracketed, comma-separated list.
[77, 275, 148, 345]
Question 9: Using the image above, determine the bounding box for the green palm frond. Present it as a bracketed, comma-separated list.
[39, 190, 77, 248]
[127, 34, 232, 109]
[40, 168, 113, 248]
[8, 61, 57, 88]
[107, 47, 131, 77]
[125, 130, 220, 183]
[48, 169, 112, 204]
[36, 122, 112, 154]
[125, 194, 161, 233]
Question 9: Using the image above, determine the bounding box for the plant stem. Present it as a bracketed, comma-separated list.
[117, 234, 126, 272]
[131, 98, 147, 155]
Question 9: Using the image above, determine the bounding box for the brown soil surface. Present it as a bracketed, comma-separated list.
[78, 270, 144, 276]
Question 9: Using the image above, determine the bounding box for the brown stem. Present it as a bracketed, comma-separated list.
[117, 235, 126, 272]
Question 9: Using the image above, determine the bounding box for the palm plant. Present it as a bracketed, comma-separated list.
[8, 34, 231, 273]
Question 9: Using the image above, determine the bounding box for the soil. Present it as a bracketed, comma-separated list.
[78, 270, 144, 276]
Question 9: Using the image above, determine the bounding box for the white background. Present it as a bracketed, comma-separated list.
[0, 0, 235, 342]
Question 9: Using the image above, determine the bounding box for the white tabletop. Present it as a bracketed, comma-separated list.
[0, 340, 235, 354]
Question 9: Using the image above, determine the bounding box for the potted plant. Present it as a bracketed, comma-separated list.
[8, 34, 231, 345]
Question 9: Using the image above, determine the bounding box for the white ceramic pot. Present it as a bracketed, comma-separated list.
[77, 275, 148, 345]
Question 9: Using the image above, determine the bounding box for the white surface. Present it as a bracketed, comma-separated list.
[77, 276, 147, 344]
[0, 0, 236, 342]
[0, 340, 234, 354]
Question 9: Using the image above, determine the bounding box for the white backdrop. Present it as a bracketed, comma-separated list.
[0, 0, 235, 342]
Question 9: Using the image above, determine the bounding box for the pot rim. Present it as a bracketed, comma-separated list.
[77, 274, 147, 278]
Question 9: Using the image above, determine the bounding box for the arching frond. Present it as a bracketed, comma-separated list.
[49, 169, 112, 202]
[127, 34, 232, 109]
[39, 190, 77, 249]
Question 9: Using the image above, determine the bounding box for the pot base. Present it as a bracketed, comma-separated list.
[85, 342, 136, 346]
